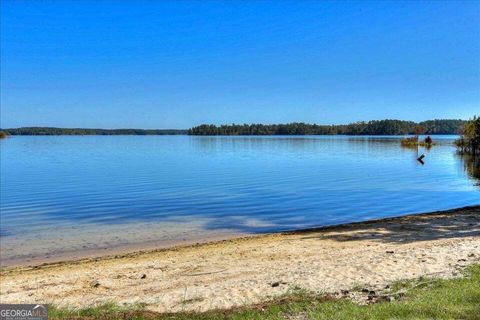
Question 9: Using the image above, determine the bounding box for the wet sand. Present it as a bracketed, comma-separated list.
[0, 218, 250, 268]
[1, 206, 479, 313]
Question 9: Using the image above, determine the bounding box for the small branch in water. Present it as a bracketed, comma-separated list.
[417, 154, 425, 165]
[182, 269, 227, 277]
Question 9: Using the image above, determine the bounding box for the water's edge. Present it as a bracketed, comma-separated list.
[2, 205, 478, 270]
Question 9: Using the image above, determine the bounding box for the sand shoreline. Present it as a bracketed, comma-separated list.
[1, 206, 479, 312]
[0, 231, 249, 270]
[1, 206, 476, 271]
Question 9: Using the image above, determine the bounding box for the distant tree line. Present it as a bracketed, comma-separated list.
[1, 120, 466, 136]
[1, 127, 188, 136]
[188, 119, 465, 136]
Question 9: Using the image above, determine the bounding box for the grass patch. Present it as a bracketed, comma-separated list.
[50, 264, 480, 319]
[0, 131, 9, 139]
[400, 136, 435, 148]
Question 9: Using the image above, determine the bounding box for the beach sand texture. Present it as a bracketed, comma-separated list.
[1, 206, 479, 313]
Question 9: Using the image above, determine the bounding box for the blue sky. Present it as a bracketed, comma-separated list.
[1, 0, 479, 129]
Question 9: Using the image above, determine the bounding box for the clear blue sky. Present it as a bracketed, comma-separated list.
[1, 0, 479, 129]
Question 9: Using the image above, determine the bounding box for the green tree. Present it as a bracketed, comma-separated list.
[456, 116, 480, 155]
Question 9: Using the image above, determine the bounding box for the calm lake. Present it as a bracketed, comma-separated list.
[1, 135, 479, 266]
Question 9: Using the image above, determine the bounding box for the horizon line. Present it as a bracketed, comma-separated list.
[0, 118, 469, 131]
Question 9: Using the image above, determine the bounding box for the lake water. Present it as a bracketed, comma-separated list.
[0, 135, 479, 266]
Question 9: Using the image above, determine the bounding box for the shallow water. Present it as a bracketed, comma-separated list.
[0, 135, 478, 266]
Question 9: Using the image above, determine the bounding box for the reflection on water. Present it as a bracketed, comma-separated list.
[458, 153, 480, 185]
[0, 135, 479, 266]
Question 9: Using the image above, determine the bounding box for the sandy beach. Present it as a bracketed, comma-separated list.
[1, 206, 479, 313]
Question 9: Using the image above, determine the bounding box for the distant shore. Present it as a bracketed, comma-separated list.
[1, 206, 478, 313]
[0, 119, 465, 136]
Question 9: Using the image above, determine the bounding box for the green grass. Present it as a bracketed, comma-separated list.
[50, 264, 480, 320]
[400, 138, 434, 148]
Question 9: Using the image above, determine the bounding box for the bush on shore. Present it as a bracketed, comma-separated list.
[456, 116, 480, 155]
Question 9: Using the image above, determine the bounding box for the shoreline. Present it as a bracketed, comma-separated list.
[1, 206, 479, 313]
[0, 230, 249, 270]
[1, 205, 477, 271]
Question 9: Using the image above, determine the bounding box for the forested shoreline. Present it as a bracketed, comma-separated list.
[1, 119, 465, 136]
[188, 119, 465, 136]
[1, 127, 187, 136]
[456, 116, 479, 155]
